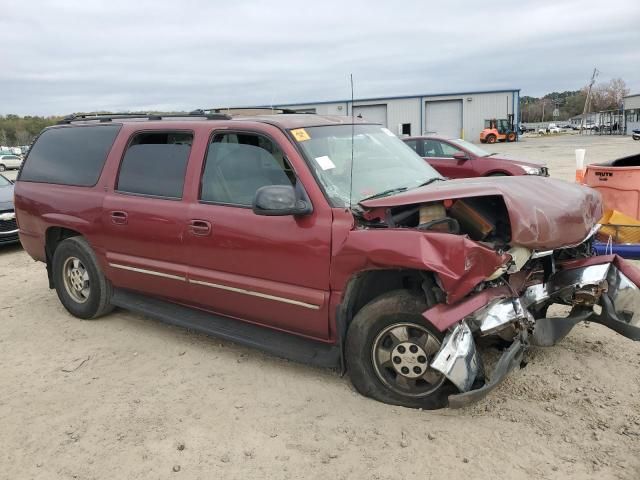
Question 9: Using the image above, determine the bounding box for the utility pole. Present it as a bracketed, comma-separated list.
[581, 68, 599, 131]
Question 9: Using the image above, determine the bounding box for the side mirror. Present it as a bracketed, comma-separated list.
[253, 184, 313, 217]
[452, 152, 469, 161]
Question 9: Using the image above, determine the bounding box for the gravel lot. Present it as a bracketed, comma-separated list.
[1, 134, 639, 479]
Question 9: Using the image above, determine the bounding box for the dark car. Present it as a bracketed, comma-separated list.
[403, 136, 548, 178]
[13, 112, 640, 410]
[0, 174, 19, 245]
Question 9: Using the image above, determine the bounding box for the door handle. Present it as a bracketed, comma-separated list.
[111, 211, 128, 225]
[188, 219, 212, 236]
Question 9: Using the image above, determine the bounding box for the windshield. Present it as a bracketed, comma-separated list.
[449, 138, 491, 157]
[0, 175, 11, 186]
[294, 125, 442, 207]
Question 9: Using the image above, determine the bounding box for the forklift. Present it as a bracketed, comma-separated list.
[479, 114, 516, 144]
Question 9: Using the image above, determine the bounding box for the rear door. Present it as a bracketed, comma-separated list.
[423, 139, 476, 178]
[100, 129, 193, 301]
[183, 125, 333, 340]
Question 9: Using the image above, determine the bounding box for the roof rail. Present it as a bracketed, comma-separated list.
[204, 107, 304, 115]
[58, 111, 232, 125]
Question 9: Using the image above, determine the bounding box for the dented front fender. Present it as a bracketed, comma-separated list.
[331, 227, 508, 304]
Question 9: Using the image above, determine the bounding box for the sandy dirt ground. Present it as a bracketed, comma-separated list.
[1, 134, 639, 479]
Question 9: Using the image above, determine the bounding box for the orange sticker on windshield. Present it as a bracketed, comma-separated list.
[291, 128, 311, 142]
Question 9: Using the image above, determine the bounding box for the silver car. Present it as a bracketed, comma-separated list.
[0, 174, 18, 245]
[0, 154, 22, 172]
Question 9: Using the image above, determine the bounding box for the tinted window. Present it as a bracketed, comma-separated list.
[404, 139, 418, 152]
[200, 132, 294, 206]
[19, 125, 120, 186]
[424, 140, 439, 157]
[117, 132, 192, 199]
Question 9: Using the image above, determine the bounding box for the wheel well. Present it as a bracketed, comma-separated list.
[486, 171, 510, 176]
[335, 269, 441, 373]
[340, 269, 441, 329]
[45, 227, 82, 288]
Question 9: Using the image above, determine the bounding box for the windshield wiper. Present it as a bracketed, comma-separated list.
[416, 177, 445, 188]
[359, 186, 409, 202]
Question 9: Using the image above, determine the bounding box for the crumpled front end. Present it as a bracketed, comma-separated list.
[425, 255, 640, 408]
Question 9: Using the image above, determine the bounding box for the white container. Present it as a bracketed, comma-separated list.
[575, 148, 586, 182]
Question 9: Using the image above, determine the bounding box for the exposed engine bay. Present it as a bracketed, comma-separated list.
[385, 195, 512, 249]
[355, 183, 640, 408]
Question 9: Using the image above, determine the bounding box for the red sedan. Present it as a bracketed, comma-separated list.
[403, 136, 548, 178]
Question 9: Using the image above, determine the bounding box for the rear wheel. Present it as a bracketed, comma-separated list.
[52, 237, 114, 319]
[0, 164, 5, 172]
[486, 134, 497, 144]
[488, 172, 508, 177]
[346, 290, 456, 409]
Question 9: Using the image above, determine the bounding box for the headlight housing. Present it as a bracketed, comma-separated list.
[521, 165, 547, 176]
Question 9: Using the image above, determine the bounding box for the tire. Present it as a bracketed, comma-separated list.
[346, 290, 457, 409]
[488, 172, 508, 177]
[0, 164, 5, 172]
[486, 134, 497, 144]
[506, 132, 516, 142]
[52, 236, 114, 319]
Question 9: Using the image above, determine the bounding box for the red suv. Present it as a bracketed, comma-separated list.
[403, 135, 548, 178]
[14, 112, 640, 409]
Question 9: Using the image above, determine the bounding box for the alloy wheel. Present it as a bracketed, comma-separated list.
[62, 256, 91, 303]
[371, 322, 445, 397]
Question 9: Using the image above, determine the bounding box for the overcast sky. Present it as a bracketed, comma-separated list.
[2, 0, 639, 116]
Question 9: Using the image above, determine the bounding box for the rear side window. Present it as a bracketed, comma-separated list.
[20, 125, 120, 186]
[117, 131, 192, 199]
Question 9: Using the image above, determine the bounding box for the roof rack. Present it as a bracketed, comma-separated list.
[58, 110, 232, 125]
[204, 107, 304, 115]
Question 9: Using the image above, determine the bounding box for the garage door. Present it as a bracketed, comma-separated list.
[425, 100, 462, 138]
[353, 104, 388, 127]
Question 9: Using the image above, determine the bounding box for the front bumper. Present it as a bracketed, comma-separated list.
[0, 210, 19, 245]
[428, 256, 640, 408]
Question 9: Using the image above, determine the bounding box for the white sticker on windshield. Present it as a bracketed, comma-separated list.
[381, 128, 396, 137]
[315, 155, 336, 170]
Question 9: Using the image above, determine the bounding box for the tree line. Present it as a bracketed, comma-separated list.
[520, 78, 629, 123]
[0, 114, 61, 147]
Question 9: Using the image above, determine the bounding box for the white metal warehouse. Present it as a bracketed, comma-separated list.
[274, 89, 520, 142]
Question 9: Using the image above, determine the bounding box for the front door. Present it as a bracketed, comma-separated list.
[184, 128, 333, 340]
[101, 130, 193, 301]
[423, 139, 476, 178]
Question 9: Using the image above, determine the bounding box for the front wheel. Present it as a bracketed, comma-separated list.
[0, 165, 5, 172]
[52, 236, 114, 319]
[506, 132, 516, 142]
[346, 290, 456, 409]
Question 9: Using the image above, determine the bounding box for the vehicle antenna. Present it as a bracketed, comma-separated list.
[349, 73, 355, 210]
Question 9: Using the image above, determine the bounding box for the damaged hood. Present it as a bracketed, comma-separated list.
[360, 176, 602, 250]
